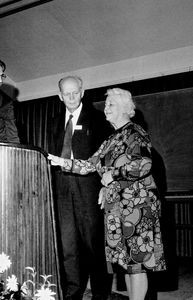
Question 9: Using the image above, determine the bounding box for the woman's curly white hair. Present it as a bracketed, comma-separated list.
[106, 88, 136, 118]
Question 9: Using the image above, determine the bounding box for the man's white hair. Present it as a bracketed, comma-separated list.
[58, 75, 83, 92]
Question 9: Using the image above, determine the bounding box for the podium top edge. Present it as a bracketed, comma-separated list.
[0, 142, 48, 158]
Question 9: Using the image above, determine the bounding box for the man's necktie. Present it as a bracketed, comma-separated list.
[61, 114, 73, 159]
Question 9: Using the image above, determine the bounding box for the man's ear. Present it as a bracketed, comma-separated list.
[59, 93, 63, 102]
[81, 89, 85, 98]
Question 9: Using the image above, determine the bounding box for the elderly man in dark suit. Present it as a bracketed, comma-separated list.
[48, 75, 112, 300]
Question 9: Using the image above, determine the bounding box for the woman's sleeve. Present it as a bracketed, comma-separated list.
[111, 132, 152, 181]
[70, 141, 106, 175]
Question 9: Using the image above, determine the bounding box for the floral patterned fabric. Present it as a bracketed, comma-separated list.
[71, 122, 166, 274]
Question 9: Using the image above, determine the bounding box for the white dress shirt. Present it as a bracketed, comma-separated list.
[65, 102, 82, 158]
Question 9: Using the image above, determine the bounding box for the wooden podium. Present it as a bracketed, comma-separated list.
[0, 143, 62, 299]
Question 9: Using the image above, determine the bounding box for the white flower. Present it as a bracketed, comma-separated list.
[0, 254, 57, 299]
[35, 286, 56, 300]
[21, 281, 29, 295]
[6, 274, 18, 292]
[0, 252, 12, 273]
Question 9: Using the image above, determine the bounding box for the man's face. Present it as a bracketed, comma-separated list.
[59, 78, 84, 112]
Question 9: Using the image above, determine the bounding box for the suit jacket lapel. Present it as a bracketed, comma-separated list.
[76, 105, 85, 125]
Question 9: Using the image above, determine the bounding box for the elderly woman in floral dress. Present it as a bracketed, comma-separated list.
[48, 88, 166, 300]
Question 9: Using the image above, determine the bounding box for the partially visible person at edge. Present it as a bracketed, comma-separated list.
[47, 75, 113, 300]
[48, 88, 167, 300]
[0, 60, 20, 143]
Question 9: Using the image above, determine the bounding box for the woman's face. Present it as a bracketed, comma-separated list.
[104, 96, 124, 126]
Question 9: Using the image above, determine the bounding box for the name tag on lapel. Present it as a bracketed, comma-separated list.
[74, 125, 82, 130]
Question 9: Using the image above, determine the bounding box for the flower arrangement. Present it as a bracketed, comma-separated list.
[0, 252, 56, 300]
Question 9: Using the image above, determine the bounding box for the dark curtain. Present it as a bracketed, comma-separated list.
[15, 95, 61, 152]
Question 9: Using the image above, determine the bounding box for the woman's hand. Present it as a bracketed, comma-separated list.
[48, 154, 72, 171]
[48, 154, 64, 166]
[98, 187, 106, 209]
[101, 170, 113, 187]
